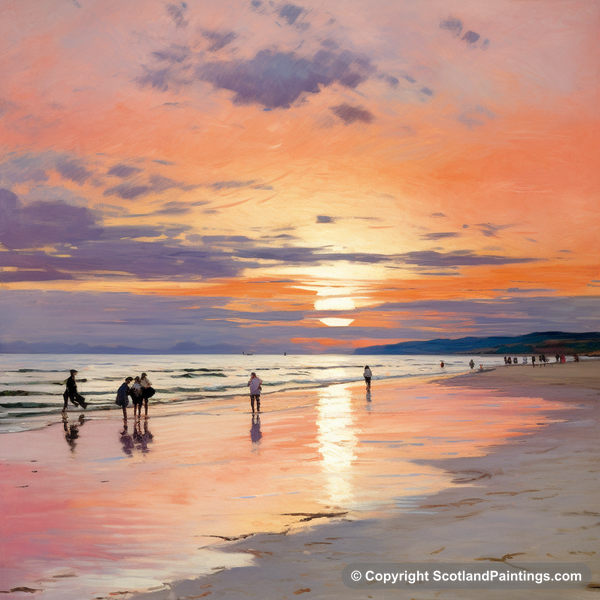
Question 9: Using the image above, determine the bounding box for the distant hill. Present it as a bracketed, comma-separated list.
[0, 340, 242, 355]
[354, 332, 600, 355]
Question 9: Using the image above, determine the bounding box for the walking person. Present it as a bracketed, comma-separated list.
[248, 372, 262, 413]
[140, 372, 155, 416]
[363, 365, 372, 389]
[62, 369, 87, 411]
[469, 359, 475, 370]
[532, 355, 536, 367]
[116, 376, 133, 421]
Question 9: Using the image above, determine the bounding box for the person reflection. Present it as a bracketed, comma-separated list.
[250, 414, 262, 445]
[133, 416, 154, 454]
[63, 413, 86, 454]
[120, 423, 134, 457]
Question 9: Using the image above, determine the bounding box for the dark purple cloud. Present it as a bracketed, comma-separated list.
[420, 87, 434, 96]
[317, 215, 334, 223]
[56, 161, 93, 185]
[330, 104, 374, 124]
[107, 163, 144, 178]
[103, 183, 150, 200]
[211, 180, 257, 189]
[420, 232, 460, 241]
[462, 30, 480, 44]
[279, 4, 305, 25]
[202, 30, 237, 52]
[440, 17, 463, 37]
[0, 188, 103, 249]
[196, 48, 375, 109]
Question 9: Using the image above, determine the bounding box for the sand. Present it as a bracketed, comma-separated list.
[1, 360, 599, 599]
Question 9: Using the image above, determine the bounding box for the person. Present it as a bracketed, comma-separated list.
[440, 360, 445, 368]
[523, 356, 527, 364]
[140, 372, 155, 416]
[513, 357, 518, 365]
[63, 369, 87, 411]
[532, 355, 536, 367]
[469, 359, 475, 370]
[555, 354, 560, 363]
[363, 365, 372, 388]
[507, 357, 512, 365]
[116, 376, 133, 421]
[248, 372, 262, 413]
[131, 376, 144, 417]
[574, 354, 580, 362]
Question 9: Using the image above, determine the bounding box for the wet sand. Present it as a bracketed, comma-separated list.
[1, 361, 599, 599]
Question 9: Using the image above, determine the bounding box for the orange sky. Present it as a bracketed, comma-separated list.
[0, 0, 598, 351]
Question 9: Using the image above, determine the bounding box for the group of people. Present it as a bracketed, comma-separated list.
[504, 354, 577, 367]
[116, 373, 155, 418]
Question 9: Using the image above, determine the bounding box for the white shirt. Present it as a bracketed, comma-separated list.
[364, 368, 372, 378]
[248, 376, 262, 394]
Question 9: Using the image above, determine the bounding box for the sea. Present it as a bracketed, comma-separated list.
[0, 353, 507, 433]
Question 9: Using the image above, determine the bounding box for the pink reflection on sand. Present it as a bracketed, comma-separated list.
[0, 381, 567, 597]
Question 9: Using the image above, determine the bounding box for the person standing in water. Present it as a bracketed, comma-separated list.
[116, 376, 133, 421]
[140, 372, 154, 416]
[363, 365, 372, 389]
[248, 372, 262, 413]
[469, 359, 475, 370]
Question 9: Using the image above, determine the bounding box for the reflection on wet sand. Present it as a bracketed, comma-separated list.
[62, 413, 86, 454]
[316, 385, 358, 506]
[250, 414, 262, 447]
[120, 417, 154, 456]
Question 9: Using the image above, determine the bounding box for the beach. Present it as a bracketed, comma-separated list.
[1, 359, 598, 599]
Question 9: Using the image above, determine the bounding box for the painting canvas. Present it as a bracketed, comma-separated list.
[1, 0, 598, 598]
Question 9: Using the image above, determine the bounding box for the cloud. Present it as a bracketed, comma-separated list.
[430, 213, 447, 218]
[167, 2, 188, 28]
[211, 180, 257, 190]
[0, 154, 49, 185]
[420, 232, 460, 241]
[330, 103, 374, 124]
[278, 4, 305, 26]
[0, 188, 103, 249]
[56, 160, 93, 185]
[398, 250, 537, 267]
[420, 87, 434, 96]
[103, 183, 150, 200]
[201, 30, 238, 52]
[440, 17, 463, 37]
[475, 223, 513, 237]
[196, 48, 375, 109]
[107, 163, 144, 178]
[461, 30, 480, 44]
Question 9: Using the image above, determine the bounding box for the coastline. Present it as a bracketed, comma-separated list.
[1, 360, 598, 599]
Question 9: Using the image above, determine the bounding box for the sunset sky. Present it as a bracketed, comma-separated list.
[1, 0, 598, 352]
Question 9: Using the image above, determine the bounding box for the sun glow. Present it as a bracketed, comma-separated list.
[314, 297, 356, 311]
[320, 318, 354, 327]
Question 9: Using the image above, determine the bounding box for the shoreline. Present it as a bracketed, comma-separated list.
[1, 361, 598, 599]
[130, 360, 600, 600]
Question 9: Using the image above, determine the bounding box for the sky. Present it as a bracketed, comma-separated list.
[0, 0, 599, 353]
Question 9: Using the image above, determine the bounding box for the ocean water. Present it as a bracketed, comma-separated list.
[0, 353, 504, 432]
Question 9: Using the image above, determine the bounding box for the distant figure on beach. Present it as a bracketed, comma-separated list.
[131, 376, 144, 417]
[469, 359, 475, 370]
[503, 356, 507, 365]
[532, 356, 536, 367]
[140, 372, 155, 416]
[523, 357, 527, 364]
[248, 372, 262, 413]
[440, 361, 445, 368]
[116, 376, 133, 420]
[540, 354, 547, 366]
[363, 365, 372, 389]
[507, 357, 512, 365]
[513, 357, 518, 364]
[62, 369, 87, 411]
[574, 354, 579, 362]
[560, 354, 566, 363]
[555, 354, 560, 363]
